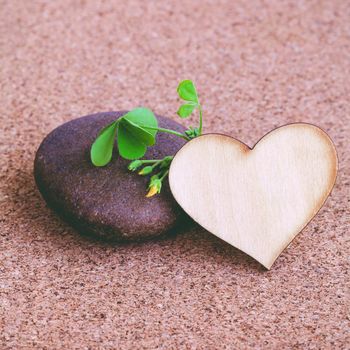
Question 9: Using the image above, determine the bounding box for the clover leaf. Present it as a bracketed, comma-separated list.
[117, 108, 158, 160]
[177, 103, 197, 118]
[121, 107, 157, 142]
[119, 118, 155, 147]
[177, 80, 198, 104]
[90, 120, 118, 166]
[90, 80, 204, 197]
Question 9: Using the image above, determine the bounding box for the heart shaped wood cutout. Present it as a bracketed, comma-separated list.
[169, 123, 337, 269]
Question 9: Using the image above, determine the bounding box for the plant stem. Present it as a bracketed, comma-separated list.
[198, 104, 203, 135]
[151, 159, 163, 168]
[160, 169, 169, 181]
[139, 159, 163, 164]
[141, 125, 190, 141]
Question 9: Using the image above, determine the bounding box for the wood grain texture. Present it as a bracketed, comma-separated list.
[169, 123, 338, 269]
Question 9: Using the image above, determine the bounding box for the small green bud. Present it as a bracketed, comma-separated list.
[138, 166, 153, 175]
[185, 127, 199, 139]
[128, 160, 143, 171]
[160, 156, 173, 169]
[185, 129, 192, 137]
[163, 156, 173, 162]
[150, 175, 159, 182]
[146, 177, 162, 197]
[192, 127, 200, 137]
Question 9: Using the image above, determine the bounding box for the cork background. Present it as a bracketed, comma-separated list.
[1, 0, 349, 349]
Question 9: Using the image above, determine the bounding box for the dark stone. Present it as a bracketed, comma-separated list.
[34, 111, 188, 241]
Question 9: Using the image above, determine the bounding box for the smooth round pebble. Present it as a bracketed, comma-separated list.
[34, 111, 188, 240]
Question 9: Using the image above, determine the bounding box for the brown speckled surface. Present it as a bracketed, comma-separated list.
[0, 1, 349, 349]
[34, 112, 187, 240]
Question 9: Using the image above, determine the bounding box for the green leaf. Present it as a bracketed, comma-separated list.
[122, 107, 158, 139]
[177, 80, 198, 103]
[117, 107, 159, 160]
[90, 121, 118, 166]
[119, 118, 155, 146]
[117, 124, 147, 160]
[177, 103, 197, 118]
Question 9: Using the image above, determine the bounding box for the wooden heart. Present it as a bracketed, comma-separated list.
[169, 123, 337, 269]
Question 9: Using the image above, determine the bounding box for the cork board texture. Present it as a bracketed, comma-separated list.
[1, 1, 349, 349]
